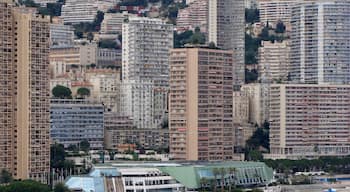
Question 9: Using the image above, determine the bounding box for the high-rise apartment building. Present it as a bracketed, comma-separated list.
[258, 41, 290, 82]
[258, 0, 295, 25]
[0, 1, 50, 182]
[290, 0, 350, 84]
[50, 23, 74, 48]
[101, 12, 129, 34]
[169, 48, 234, 161]
[208, 0, 245, 88]
[268, 84, 350, 159]
[122, 17, 173, 129]
[176, 0, 208, 33]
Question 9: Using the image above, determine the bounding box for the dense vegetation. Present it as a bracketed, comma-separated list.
[245, 122, 269, 161]
[52, 85, 72, 99]
[265, 156, 350, 174]
[174, 27, 206, 48]
[73, 11, 104, 38]
[245, 8, 260, 24]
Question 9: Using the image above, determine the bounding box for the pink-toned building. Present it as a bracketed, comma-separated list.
[176, 0, 208, 33]
[169, 47, 235, 161]
[268, 84, 350, 159]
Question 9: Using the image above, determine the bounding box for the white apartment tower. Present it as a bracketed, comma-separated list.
[290, 0, 350, 84]
[122, 17, 173, 129]
[208, 0, 245, 89]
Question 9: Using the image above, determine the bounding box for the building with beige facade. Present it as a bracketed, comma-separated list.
[49, 42, 97, 71]
[86, 69, 121, 112]
[232, 91, 250, 124]
[101, 12, 129, 34]
[258, 0, 295, 25]
[104, 113, 169, 150]
[169, 47, 234, 161]
[176, 0, 208, 33]
[258, 41, 290, 82]
[268, 84, 350, 159]
[241, 83, 269, 126]
[0, 1, 50, 182]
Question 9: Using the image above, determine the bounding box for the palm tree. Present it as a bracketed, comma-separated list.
[199, 177, 209, 192]
[228, 167, 236, 191]
[219, 167, 227, 192]
[212, 168, 220, 192]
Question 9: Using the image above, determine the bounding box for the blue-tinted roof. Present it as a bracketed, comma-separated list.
[89, 167, 120, 177]
[66, 176, 105, 192]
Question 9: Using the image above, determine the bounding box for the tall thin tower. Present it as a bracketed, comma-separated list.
[0, 0, 50, 183]
[208, 0, 245, 89]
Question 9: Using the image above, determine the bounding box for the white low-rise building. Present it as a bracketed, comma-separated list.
[61, 0, 98, 24]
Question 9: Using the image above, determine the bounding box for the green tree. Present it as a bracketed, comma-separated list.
[212, 168, 220, 192]
[275, 21, 286, 33]
[51, 143, 66, 169]
[199, 177, 209, 192]
[259, 26, 270, 41]
[54, 183, 71, 192]
[80, 139, 90, 152]
[87, 32, 94, 41]
[77, 87, 90, 98]
[0, 180, 51, 192]
[228, 167, 236, 191]
[52, 85, 72, 99]
[246, 150, 263, 161]
[245, 69, 258, 83]
[0, 169, 13, 184]
[219, 168, 226, 192]
[245, 8, 260, 23]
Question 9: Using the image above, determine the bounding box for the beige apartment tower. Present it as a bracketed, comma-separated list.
[169, 48, 234, 161]
[0, 1, 50, 182]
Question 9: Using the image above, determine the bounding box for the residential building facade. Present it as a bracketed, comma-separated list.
[268, 84, 350, 159]
[86, 69, 121, 112]
[290, 0, 350, 84]
[50, 23, 74, 47]
[241, 83, 270, 126]
[50, 99, 104, 150]
[122, 17, 173, 129]
[169, 48, 234, 161]
[0, 1, 50, 182]
[258, 41, 291, 82]
[176, 0, 208, 33]
[258, 0, 295, 25]
[61, 0, 98, 24]
[208, 0, 245, 89]
[104, 113, 169, 150]
[101, 12, 129, 34]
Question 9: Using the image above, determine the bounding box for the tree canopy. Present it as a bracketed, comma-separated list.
[52, 85, 72, 99]
[54, 183, 71, 192]
[174, 28, 206, 48]
[77, 87, 90, 98]
[80, 139, 90, 152]
[245, 8, 260, 23]
[275, 21, 286, 33]
[0, 169, 13, 184]
[0, 180, 51, 192]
